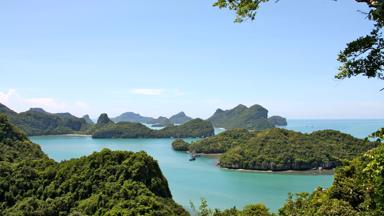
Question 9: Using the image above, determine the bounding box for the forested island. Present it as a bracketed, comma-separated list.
[0, 104, 214, 139]
[175, 128, 380, 171]
[0, 103, 91, 136]
[0, 114, 188, 215]
[208, 104, 287, 130]
[91, 113, 214, 138]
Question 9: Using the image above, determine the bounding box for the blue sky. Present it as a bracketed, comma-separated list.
[0, 0, 383, 119]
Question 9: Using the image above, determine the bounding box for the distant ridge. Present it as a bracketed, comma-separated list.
[112, 111, 193, 125]
[169, 112, 192, 124]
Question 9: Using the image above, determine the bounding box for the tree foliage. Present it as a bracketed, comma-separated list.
[213, 0, 384, 80]
[191, 198, 272, 216]
[172, 139, 190, 151]
[278, 143, 384, 215]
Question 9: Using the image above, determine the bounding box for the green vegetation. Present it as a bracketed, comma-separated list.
[0, 114, 47, 162]
[189, 128, 251, 154]
[92, 114, 214, 138]
[278, 143, 384, 215]
[0, 115, 188, 215]
[190, 199, 271, 216]
[0, 103, 91, 136]
[172, 139, 190, 151]
[208, 104, 286, 130]
[188, 128, 379, 171]
[371, 128, 384, 140]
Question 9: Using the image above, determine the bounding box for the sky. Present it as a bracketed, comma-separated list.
[0, 0, 383, 119]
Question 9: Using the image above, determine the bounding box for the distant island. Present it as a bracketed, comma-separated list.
[112, 111, 193, 125]
[208, 104, 287, 130]
[0, 103, 91, 136]
[0, 103, 212, 138]
[175, 128, 380, 171]
[92, 113, 214, 138]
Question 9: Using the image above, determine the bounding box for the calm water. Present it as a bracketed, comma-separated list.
[30, 119, 384, 212]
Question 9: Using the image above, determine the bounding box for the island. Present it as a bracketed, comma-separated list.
[0, 103, 91, 136]
[171, 139, 190, 151]
[112, 111, 192, 125]
[208, 104, 287, 130]
[0, 114, 188, 215]
[180, 128, 380, 171]
[92, 114, 214, 138]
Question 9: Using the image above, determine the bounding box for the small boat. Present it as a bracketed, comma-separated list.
[189, 156, 196, 161]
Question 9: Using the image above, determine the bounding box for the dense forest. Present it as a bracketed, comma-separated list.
[186, 128, 380, 171]
[92, 114, 214, 138]
[0, 114, 188, 215]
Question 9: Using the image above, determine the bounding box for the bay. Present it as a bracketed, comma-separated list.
[29, 119, 384, 212]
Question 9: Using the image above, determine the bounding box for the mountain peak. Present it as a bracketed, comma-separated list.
[169, 112, 192, 124]
[97, 113, 113, 125]
[28, 108, 47, 113]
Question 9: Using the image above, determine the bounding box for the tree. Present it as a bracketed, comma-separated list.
[213, 0, 384, 80]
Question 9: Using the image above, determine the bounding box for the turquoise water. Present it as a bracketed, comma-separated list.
[284, 119, 384, 138]
[29, 119, 384, 212]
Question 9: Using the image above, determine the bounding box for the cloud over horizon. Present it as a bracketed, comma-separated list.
[0, 89, 90, 116]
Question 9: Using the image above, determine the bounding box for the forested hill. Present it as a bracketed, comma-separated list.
[186, 128, 380, 171]
[0, 114, 188, 215]
[208, 104, 287, 130]
[0, 114, 47, 162]
[0, 103, 91, 136]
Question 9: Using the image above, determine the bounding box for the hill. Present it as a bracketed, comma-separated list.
[112, 112, 156, 123]
[92, 114, 214, 138]
[187, 128, 380, 171]
[208, 104, 286, 130]
[0, 114, 47, 162]
[0, 103, 91, 136]
[169, 112, 193, 124]
[0, 114, 188, 215]
[112, 111, 192, 125]
[82, 114, 94, 124]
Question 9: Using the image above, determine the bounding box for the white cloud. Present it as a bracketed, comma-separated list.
[129, 88, 165, 96]
[0, 89, 90, 116]
[0, 89, 17, 104]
